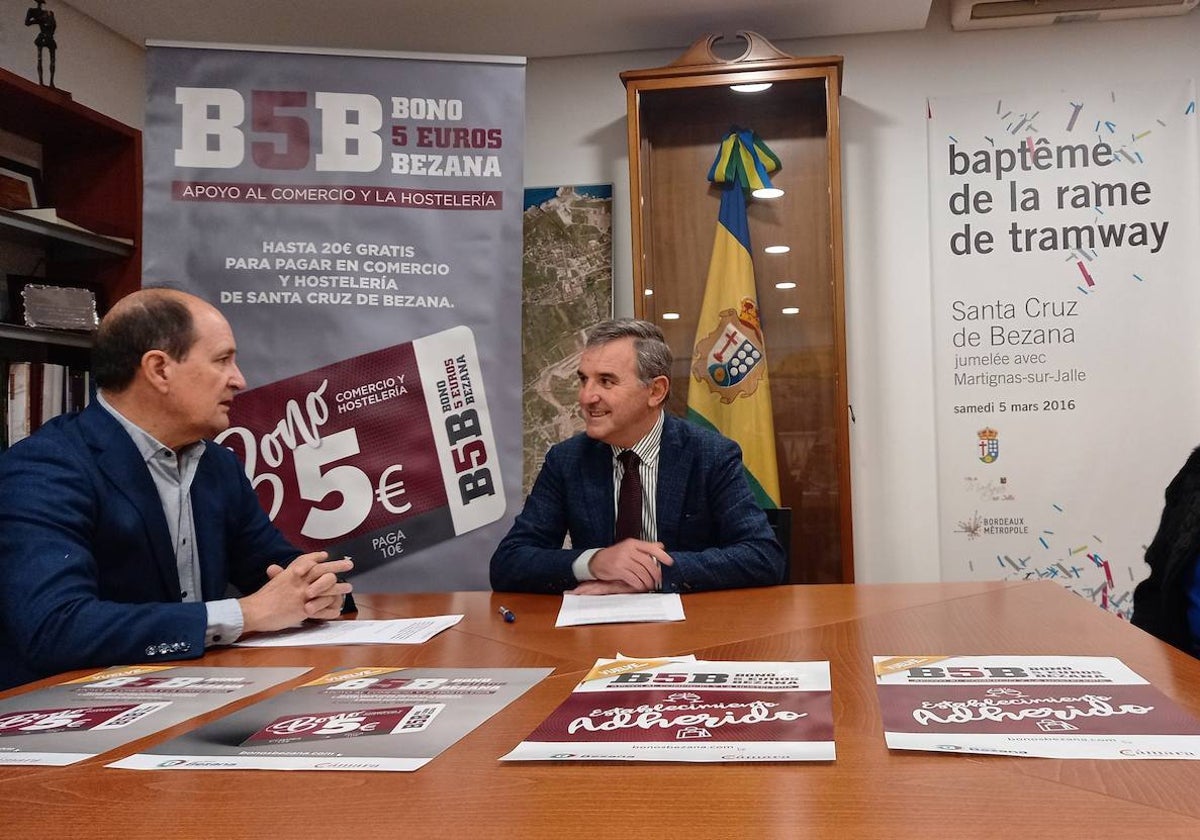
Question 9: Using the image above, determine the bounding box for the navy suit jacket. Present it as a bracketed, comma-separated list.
[490, 413, 785, 593]
[0, 401, 298, 690]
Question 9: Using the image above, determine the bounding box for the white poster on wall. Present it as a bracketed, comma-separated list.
[928, 83, 1200, 615]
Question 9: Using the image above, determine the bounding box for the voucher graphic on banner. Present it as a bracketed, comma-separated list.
[217, 326, 503, 574]
[927, 83, 1200, 613]
[0, 665, 307, 766]
[875, 655, 1200, 759]
[143, 43, 525, 590]
[111, 666, 552, 772]
[502, 657, 834, 762]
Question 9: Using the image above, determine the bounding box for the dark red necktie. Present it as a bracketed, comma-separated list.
[614, 450, 643, 542]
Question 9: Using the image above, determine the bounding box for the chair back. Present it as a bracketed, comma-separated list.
[763, 506, 792, 583]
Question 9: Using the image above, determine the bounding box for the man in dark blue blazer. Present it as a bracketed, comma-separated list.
[0, 289, 352, 691]
[490, 319, 784, 594]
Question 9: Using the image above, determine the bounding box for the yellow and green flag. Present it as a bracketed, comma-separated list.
[687, 127, 781, 508]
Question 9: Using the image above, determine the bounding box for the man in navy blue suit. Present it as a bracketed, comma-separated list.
[0, 288, 353, 690]
[490, 319, 784, 595]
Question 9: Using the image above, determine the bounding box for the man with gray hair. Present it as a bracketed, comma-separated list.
[490, 318, 784, 594]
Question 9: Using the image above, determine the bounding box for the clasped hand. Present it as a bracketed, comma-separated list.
[571, 539, 674, 594]
[239, 552, 354, 635]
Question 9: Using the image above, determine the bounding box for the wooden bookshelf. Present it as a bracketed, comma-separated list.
[1, 68, 140, 444]
[0, 64, 141, 321]
[0, 66, 141, 366]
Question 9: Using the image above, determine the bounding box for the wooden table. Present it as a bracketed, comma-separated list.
[2, 580, 1199, 838]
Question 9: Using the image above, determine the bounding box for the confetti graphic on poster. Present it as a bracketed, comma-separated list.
[928, 83, 1200, 612]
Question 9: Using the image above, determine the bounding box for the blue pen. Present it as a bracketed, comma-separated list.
[498, 606, 516, 623]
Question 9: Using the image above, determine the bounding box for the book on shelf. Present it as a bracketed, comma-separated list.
[67, 367, 89, 412]
[2, 361, 91, 452]
[0, 359, 6, 451]
[6, 361, 31, 448]
[40, 362, 64, 423]
[27, 361, 43, 432]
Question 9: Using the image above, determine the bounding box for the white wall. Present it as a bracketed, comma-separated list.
[8, 0, 1200, 584]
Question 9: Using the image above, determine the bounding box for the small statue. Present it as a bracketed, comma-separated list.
[25, 0, 57, 88]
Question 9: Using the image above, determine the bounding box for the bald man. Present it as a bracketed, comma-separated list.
[0, 289, 352, 690]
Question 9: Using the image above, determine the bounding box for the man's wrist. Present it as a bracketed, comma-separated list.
[572, 548, 601, 582]
[205, 598, 244, 646]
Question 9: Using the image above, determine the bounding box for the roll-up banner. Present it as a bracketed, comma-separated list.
[144, 43, 525, 589]
[928, 83, 1200, 614]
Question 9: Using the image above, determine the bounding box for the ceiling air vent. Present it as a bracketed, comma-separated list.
[951, 0, 1199, 30]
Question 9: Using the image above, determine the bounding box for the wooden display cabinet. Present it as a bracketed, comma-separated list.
[621, 33, 852, 583]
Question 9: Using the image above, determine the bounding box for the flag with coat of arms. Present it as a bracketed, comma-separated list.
[686, 126, 781, 508]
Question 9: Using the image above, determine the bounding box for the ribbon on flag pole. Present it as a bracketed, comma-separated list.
[706, 126, 781, 192]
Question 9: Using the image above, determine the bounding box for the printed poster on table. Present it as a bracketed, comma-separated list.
[0, 665, 307, 766]
[143, 43, 525, 590]
[502, 658, 834, 762]
[928, 82, 1200, 615]
[875, 655, 1200, 759]
[111, 666, 552, 772]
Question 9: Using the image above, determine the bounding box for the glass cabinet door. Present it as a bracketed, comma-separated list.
[621, 35, 852, 583]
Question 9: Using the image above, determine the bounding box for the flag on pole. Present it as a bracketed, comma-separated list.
[687, 127, 781, 508]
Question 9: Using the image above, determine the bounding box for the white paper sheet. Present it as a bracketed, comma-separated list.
[233, 616, 463, 647]
[555, 593, 684, 627]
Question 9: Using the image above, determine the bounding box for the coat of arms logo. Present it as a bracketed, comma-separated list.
[691, 297, 768, 404]
[977, 427, 999, 464]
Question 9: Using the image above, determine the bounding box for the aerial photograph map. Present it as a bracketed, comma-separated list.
[520, 185, 613, 495]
